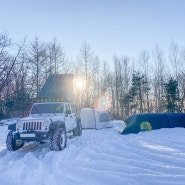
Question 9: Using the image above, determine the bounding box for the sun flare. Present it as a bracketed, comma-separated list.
[74, 77, 86, 90]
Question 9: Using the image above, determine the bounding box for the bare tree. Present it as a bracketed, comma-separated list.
[47, 38, 67, 75]
[152, 45, 166, 112]
[113, 56, 132, 119]
[139, 50, 150, 112]
[121, 56, 131, 118]
[29, 36, 47, 96]
[0, 35, 28, 117]
[114, 56, 120, 118]
[179, 48, 185, 111]
[0, 33, 12, 93]
[0, 34, 26, 94]
[169, 41, 181, 80]
[77, 41, 95, 107]
[91, 56, 100, 106]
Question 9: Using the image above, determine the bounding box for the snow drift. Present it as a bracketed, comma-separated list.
[0, 120, 185, 185]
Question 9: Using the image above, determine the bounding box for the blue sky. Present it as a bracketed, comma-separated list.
[0, 0, 185, 62]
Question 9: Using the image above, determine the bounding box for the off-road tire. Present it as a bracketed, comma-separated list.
[6, 131, 24, 151]
[73, 121, 82, 136]
[50, 127, 67, 151]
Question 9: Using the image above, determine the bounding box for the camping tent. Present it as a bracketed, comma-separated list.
[80, 108, 112, 129]
[120, 113, 185, 135]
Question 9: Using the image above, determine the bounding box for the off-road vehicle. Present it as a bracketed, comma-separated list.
[6, 102, 82, 151]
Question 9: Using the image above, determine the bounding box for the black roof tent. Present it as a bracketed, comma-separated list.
[37, 74, 74, 102]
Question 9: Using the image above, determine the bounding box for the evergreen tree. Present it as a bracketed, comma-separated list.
[122, 72, 149, 115]
[131, 72, 148, 113]
[164, 78, 180, 112]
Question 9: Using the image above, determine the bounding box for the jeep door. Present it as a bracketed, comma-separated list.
[64, 103, 74, 131]
[70, 103, 77, 128]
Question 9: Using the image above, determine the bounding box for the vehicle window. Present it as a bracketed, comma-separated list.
[99, 113, 110, 122]
[71, 104, 76, 113]
[65, 104, 70, 112]
[55, 104, 64, 113]
[31, 103, 64, 114]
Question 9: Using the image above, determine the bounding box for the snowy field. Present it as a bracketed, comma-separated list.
[0, 121, 185, 185]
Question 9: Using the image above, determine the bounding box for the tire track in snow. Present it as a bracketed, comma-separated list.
[0, 125, 185, 184]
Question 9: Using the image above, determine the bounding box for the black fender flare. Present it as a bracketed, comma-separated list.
[8, 123, 16, 131]
[76, 117, 81, 124]
[49, 121, 66, 134]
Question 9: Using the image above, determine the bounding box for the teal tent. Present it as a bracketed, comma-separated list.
[120, 113, 185, 135]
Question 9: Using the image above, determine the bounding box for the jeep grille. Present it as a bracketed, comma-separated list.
[23, 121, 42, 131]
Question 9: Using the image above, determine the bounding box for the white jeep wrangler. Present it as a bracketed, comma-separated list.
[6, 102, 82, 151]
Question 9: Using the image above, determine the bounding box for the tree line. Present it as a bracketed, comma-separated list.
[0, 32, 184, 120]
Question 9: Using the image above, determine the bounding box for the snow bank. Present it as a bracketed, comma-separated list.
[0, 121, 185, 185]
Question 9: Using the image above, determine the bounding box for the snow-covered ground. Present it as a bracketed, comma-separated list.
[0, 120, 185, 185]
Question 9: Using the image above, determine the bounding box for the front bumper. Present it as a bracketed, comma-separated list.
[13, 131, 51, 142]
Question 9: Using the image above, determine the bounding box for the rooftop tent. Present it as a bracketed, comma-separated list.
[80, 108, 113, 129]
[120, 113, 185, 135]
[37, 74, 74, 101]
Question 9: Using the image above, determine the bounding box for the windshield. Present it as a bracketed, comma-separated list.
[30, 103, 64, 114]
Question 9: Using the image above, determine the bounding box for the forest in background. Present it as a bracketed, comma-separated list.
[0, 32, 184, 120]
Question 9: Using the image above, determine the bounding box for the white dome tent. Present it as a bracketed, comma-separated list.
[80, 108, 113, 129]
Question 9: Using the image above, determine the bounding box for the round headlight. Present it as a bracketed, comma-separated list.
[16, 120, 22, 128]
[43, 120, 49, 127]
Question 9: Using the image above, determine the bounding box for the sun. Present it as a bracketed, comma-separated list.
[76, 80, 84, 89]
[74, 77, 85, 90]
